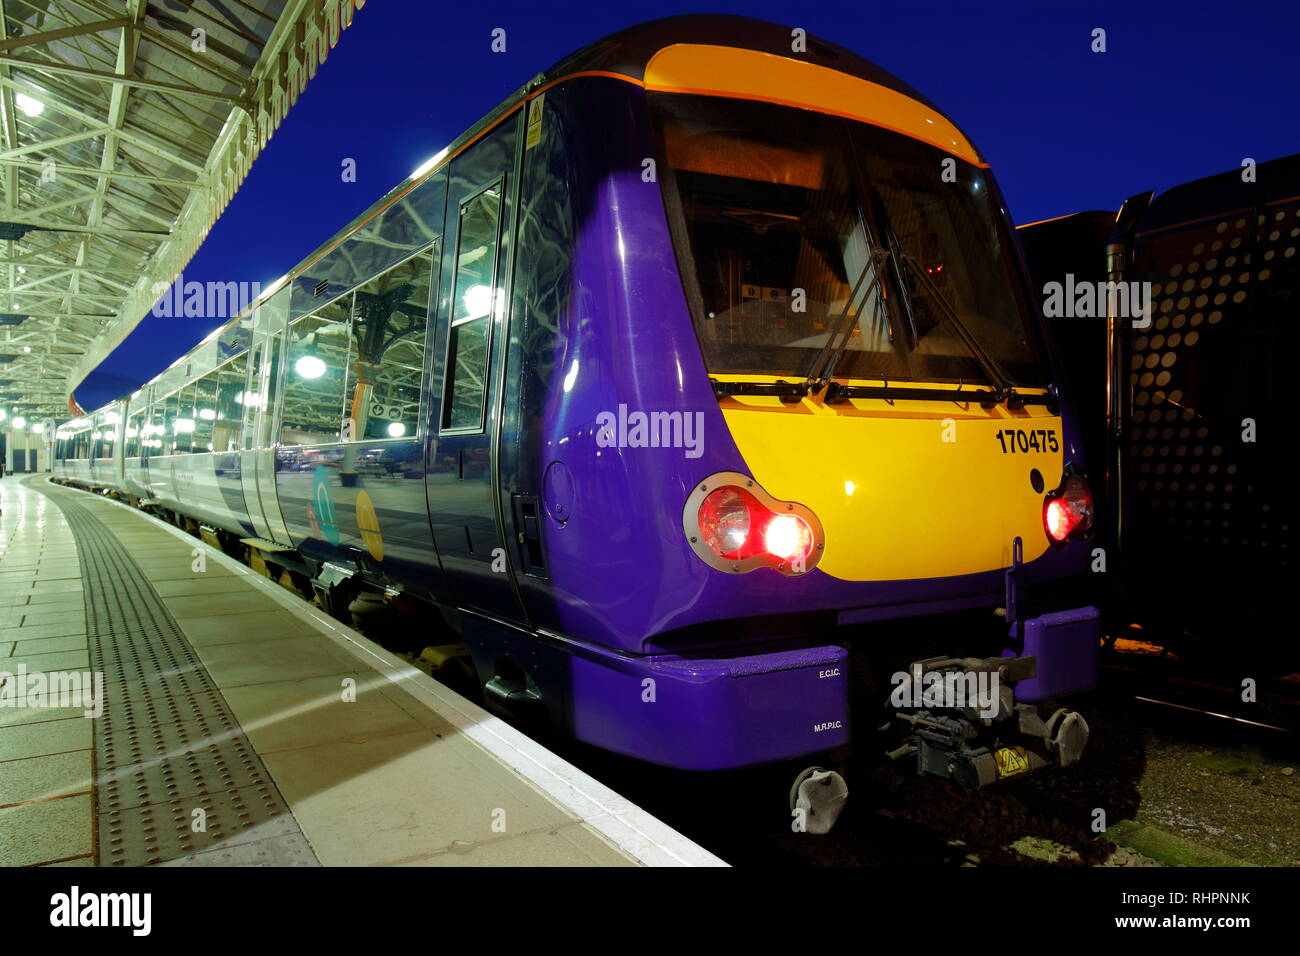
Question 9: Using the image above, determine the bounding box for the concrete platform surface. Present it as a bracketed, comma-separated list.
[0, 475, 725, 868]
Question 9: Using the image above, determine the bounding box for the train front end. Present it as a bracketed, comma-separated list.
[518, 21, 1100, 783]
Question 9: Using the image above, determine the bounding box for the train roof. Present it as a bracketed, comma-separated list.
[539, 14, 944, 113]
[1137, 152, 1300, 236]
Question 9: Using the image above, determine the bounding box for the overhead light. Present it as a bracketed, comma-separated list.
[387, 422, 406, 438]
[14, 93, 43, 117]
[22, 345, 30, 352]
[31, 422, 44, 434]
[13, 415, 27, 428]
[295, 355, 326, 379]
[0, 409, 6, 422]
[198, 408, 217, 420]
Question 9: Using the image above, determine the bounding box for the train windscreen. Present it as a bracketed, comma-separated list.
[651, 93, 1047, 387]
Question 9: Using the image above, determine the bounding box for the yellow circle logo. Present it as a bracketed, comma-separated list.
[355, 490, 383, 561]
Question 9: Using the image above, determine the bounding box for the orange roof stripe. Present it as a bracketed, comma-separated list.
[643, 44, 985, 167]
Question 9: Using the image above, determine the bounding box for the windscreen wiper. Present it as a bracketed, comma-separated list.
[709, 249, 889, 405]
[897, 252, 1010, 389]
[870, 188, 921, 351]
[804, 245, 892, 393]
[895, 251, 1045, 408]
[808, 243, 1016, 409]
[815, 250, 1057, 411]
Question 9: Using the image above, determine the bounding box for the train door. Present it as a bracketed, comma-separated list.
[424, 120, 524, 618]
[239, 286, 293, 545]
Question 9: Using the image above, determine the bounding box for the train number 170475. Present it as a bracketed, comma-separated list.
[994, 429, 1059, 454]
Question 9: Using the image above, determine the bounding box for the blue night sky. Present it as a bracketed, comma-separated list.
[75, 0, 1300, 408]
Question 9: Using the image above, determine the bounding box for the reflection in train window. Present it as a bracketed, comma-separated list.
[214, 353, 246, 452]
[350, 247, 434, 440]
[443, 186, 502, 431]
[192, 375, 218, 451]
[95, 409, 120, 459]
[170, 384, 197, 455]
[143, 394, 167, 457]
[125, 410, 144, 458]
[281, 297, 353, 445]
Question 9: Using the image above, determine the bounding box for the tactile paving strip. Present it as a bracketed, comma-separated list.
[35, 484, 319, 867]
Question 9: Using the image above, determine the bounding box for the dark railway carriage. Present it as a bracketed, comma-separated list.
[1019, 155, 1300, 673]
[1017, 211, 1115, 503]
[55, 16, 1100, 785]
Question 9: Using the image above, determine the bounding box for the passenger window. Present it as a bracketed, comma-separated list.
[214, 354, 246, 452]
[171, 385, 197, 455]
[126, 411, 144, 458]
[91, 420, 104, 459]
[96, 411, 119, 459]
[64, 426, 88, 460]
[192, 375, 218, 451]
[281, 296, 353, 445]
[160, 390, 181, 454]
[144, 396, 166, 457]
[443, 186, 502, 431]
[350, 248, 434, 440]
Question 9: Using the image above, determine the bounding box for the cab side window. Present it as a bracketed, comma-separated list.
[442, 185, 502, 432]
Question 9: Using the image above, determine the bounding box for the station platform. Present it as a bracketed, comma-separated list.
[0, 475, 724, 867]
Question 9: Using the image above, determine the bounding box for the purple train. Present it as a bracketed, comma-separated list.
[55, 16, 1100, 790]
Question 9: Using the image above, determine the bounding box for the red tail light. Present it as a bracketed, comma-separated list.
[697, 486, 767, 560]
[764, 513, 814, 562]
[1043, 473, 1093, 543]
[685, 473, 823, 574]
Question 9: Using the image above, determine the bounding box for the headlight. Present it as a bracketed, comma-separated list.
[684, 472, 824, 574]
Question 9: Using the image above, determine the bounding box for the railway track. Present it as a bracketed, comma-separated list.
[1101, 636, 1300, 751]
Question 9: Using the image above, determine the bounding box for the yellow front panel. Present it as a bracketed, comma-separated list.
[718, 379, 1062, 581]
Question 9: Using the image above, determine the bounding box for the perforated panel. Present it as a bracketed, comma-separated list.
[1122, 195, 1299, 636]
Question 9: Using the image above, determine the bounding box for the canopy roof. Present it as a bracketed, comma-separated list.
[0, 0, 366, 425]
